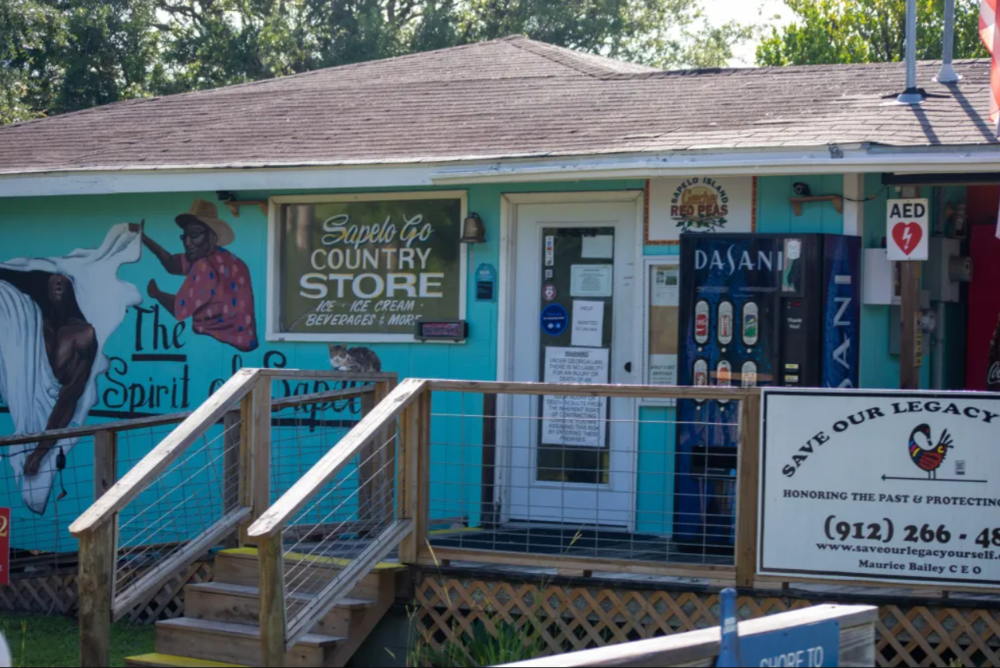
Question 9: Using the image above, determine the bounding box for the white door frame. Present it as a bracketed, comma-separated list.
[495, 190, 645, 529]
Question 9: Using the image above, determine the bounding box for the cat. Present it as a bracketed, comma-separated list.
[328, 344, 382, 373]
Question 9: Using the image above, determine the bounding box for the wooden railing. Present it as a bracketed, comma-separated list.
[69, 369, 397, 667]
[245, 377, 426, 663]
[498, 604, 878, 667]
[413, 380, 763, 587]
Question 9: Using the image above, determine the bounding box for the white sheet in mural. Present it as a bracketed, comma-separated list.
[0, 225, 141, 514]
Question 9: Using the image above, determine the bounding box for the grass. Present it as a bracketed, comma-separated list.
[0, 614, 155, 667]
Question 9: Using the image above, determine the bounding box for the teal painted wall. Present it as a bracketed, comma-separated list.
[0, 179, 643, 548]
[3, 171, 960, 548]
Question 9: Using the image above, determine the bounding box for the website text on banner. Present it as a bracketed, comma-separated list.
[759, 388, 1000, 587]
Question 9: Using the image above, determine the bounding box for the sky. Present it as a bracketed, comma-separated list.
[703, 0, 796, 66]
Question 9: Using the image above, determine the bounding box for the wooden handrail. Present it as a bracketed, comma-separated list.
[70, 369, 261, 536]
[0, 384, 378, 448]
[247, 378, 428, 540]
[501, 604, 878, 667]
[426, 379, 760, 401]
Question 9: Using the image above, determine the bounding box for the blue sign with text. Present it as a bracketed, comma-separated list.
[540, 303, 568, 336]
[738, 620, 840, 667]
[717, 589, 839, 667]
[475, 263, 497, 302]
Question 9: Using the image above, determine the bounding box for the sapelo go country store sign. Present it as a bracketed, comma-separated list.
[759, 388, 1000, 588]
[271, 193, 466, 341]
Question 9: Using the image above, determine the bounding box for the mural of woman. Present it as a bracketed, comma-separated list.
[0, 224, 142, 514]
[141, 200, 258, 352]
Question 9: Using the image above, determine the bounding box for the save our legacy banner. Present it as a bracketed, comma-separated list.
[759, 388, 1000, 587]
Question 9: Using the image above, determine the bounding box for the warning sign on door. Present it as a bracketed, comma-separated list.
[542, 347, 609, 448]
[887, 199, 929, 261]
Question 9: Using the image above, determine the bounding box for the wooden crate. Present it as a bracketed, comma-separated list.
[414, 574, 1000, 667]
[0, 558, 214, 623]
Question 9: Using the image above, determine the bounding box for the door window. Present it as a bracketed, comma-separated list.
[536, 227, 615, 485]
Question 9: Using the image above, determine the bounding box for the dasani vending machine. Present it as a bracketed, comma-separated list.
[673, 234, 861, 554]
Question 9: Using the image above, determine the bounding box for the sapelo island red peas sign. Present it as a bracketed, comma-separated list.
[271, 193, 466, 341]
[759, 388, 1000, 587]
[886, 198, 929, 261]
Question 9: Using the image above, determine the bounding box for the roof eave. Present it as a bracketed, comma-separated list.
[0, 143, 997, 198]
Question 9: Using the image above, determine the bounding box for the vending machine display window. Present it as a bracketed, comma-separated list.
[643, 260, 681, 405]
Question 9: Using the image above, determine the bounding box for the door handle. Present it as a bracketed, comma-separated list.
[624, 362, 632, 373]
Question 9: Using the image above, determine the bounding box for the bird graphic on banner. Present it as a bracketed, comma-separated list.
[908, 424, 953, 480]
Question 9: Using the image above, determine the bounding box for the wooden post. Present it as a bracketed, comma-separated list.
[397, 388, 425, 564]
[251, 380, 272, 539]
[93, 430, 117, 501]
[735, 390, 762, 589]
[480, 393, 497, 529]
[78, 519, 115, 668]
[413, 390, 431, 559]
[222, 409, 242, 549]
[358, 389, 377, 533]
[900, 262, 922, 390]
[258, 532, 286, 667]
[373, 379, 397, 529]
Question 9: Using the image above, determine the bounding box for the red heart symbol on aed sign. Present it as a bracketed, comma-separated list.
[892, 222, 923, 256]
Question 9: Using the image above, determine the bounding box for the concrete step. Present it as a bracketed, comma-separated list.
[155, 618, 344, 668]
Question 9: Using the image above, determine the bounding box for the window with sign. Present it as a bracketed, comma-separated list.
[644, 260, 680, 402]
[267, 192, 468, 342]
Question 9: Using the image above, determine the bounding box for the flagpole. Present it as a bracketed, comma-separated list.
[938, 0, 961, 82]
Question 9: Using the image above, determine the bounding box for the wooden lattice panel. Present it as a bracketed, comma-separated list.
[415, 575, 1000, 667]
[0, 559, 214, 624]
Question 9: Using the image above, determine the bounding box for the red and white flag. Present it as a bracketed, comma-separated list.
[983, 0, 1000, 124]
[986, 0, 1000, 236]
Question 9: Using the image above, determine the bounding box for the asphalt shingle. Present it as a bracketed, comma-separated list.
[0, 35, 994, 176]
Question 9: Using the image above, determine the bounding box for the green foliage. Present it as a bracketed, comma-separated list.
[0, 0, 752, 125]
[410, 617, 543, 667]
[0, 613, 155, 667]
[756, 0, 988, 66]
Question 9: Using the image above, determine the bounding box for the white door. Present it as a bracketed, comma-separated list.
[506, 201, 637, 527]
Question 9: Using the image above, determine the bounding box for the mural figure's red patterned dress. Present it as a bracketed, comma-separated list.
[174, 248, 258, 352]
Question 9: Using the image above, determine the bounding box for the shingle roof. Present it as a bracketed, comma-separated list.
[0, 35, 995, 176]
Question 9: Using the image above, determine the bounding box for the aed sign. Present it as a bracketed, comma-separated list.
[886, 199, 929, 261]
[739, 620, 840, 667]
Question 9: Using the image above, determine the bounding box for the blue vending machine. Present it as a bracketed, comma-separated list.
[673, 234, 861, 554]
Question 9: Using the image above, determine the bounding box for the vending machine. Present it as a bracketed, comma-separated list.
[673, 233, 861, 553]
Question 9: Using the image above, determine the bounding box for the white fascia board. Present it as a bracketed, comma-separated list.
[429, 146, 1000, 184]
[1, 144, 998, 197]
[0, 163, 442, 198]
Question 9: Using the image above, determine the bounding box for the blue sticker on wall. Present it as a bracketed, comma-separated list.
[540, 303, 568, 336]
[475, 263, 497, 302]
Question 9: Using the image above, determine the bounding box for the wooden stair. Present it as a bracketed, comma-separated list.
[126, 548, 404, 668]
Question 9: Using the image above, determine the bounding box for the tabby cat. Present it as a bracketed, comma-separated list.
[328, 344, 382, 373]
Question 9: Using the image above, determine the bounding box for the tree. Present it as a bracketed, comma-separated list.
[756, 0, 987, 67]
[1, 0, 752, 125]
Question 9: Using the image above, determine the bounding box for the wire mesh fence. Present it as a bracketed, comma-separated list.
[425, 389, 746, 568]
[0, 432, 98, 570]
[279, 409, 401, 644]
[113, 417, 242, 611]
[269, 380, 370, 504]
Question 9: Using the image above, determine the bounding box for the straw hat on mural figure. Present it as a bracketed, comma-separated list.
[140, 199, 259, 352]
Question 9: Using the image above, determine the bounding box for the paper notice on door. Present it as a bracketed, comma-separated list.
[571, 300, 604, 347]
[651, 266, 679, 307]
[570, 264, 613, 297]
[542, 347, 609, 448]
[648, 354, 677, 386]
[581, 235, 614, 259]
